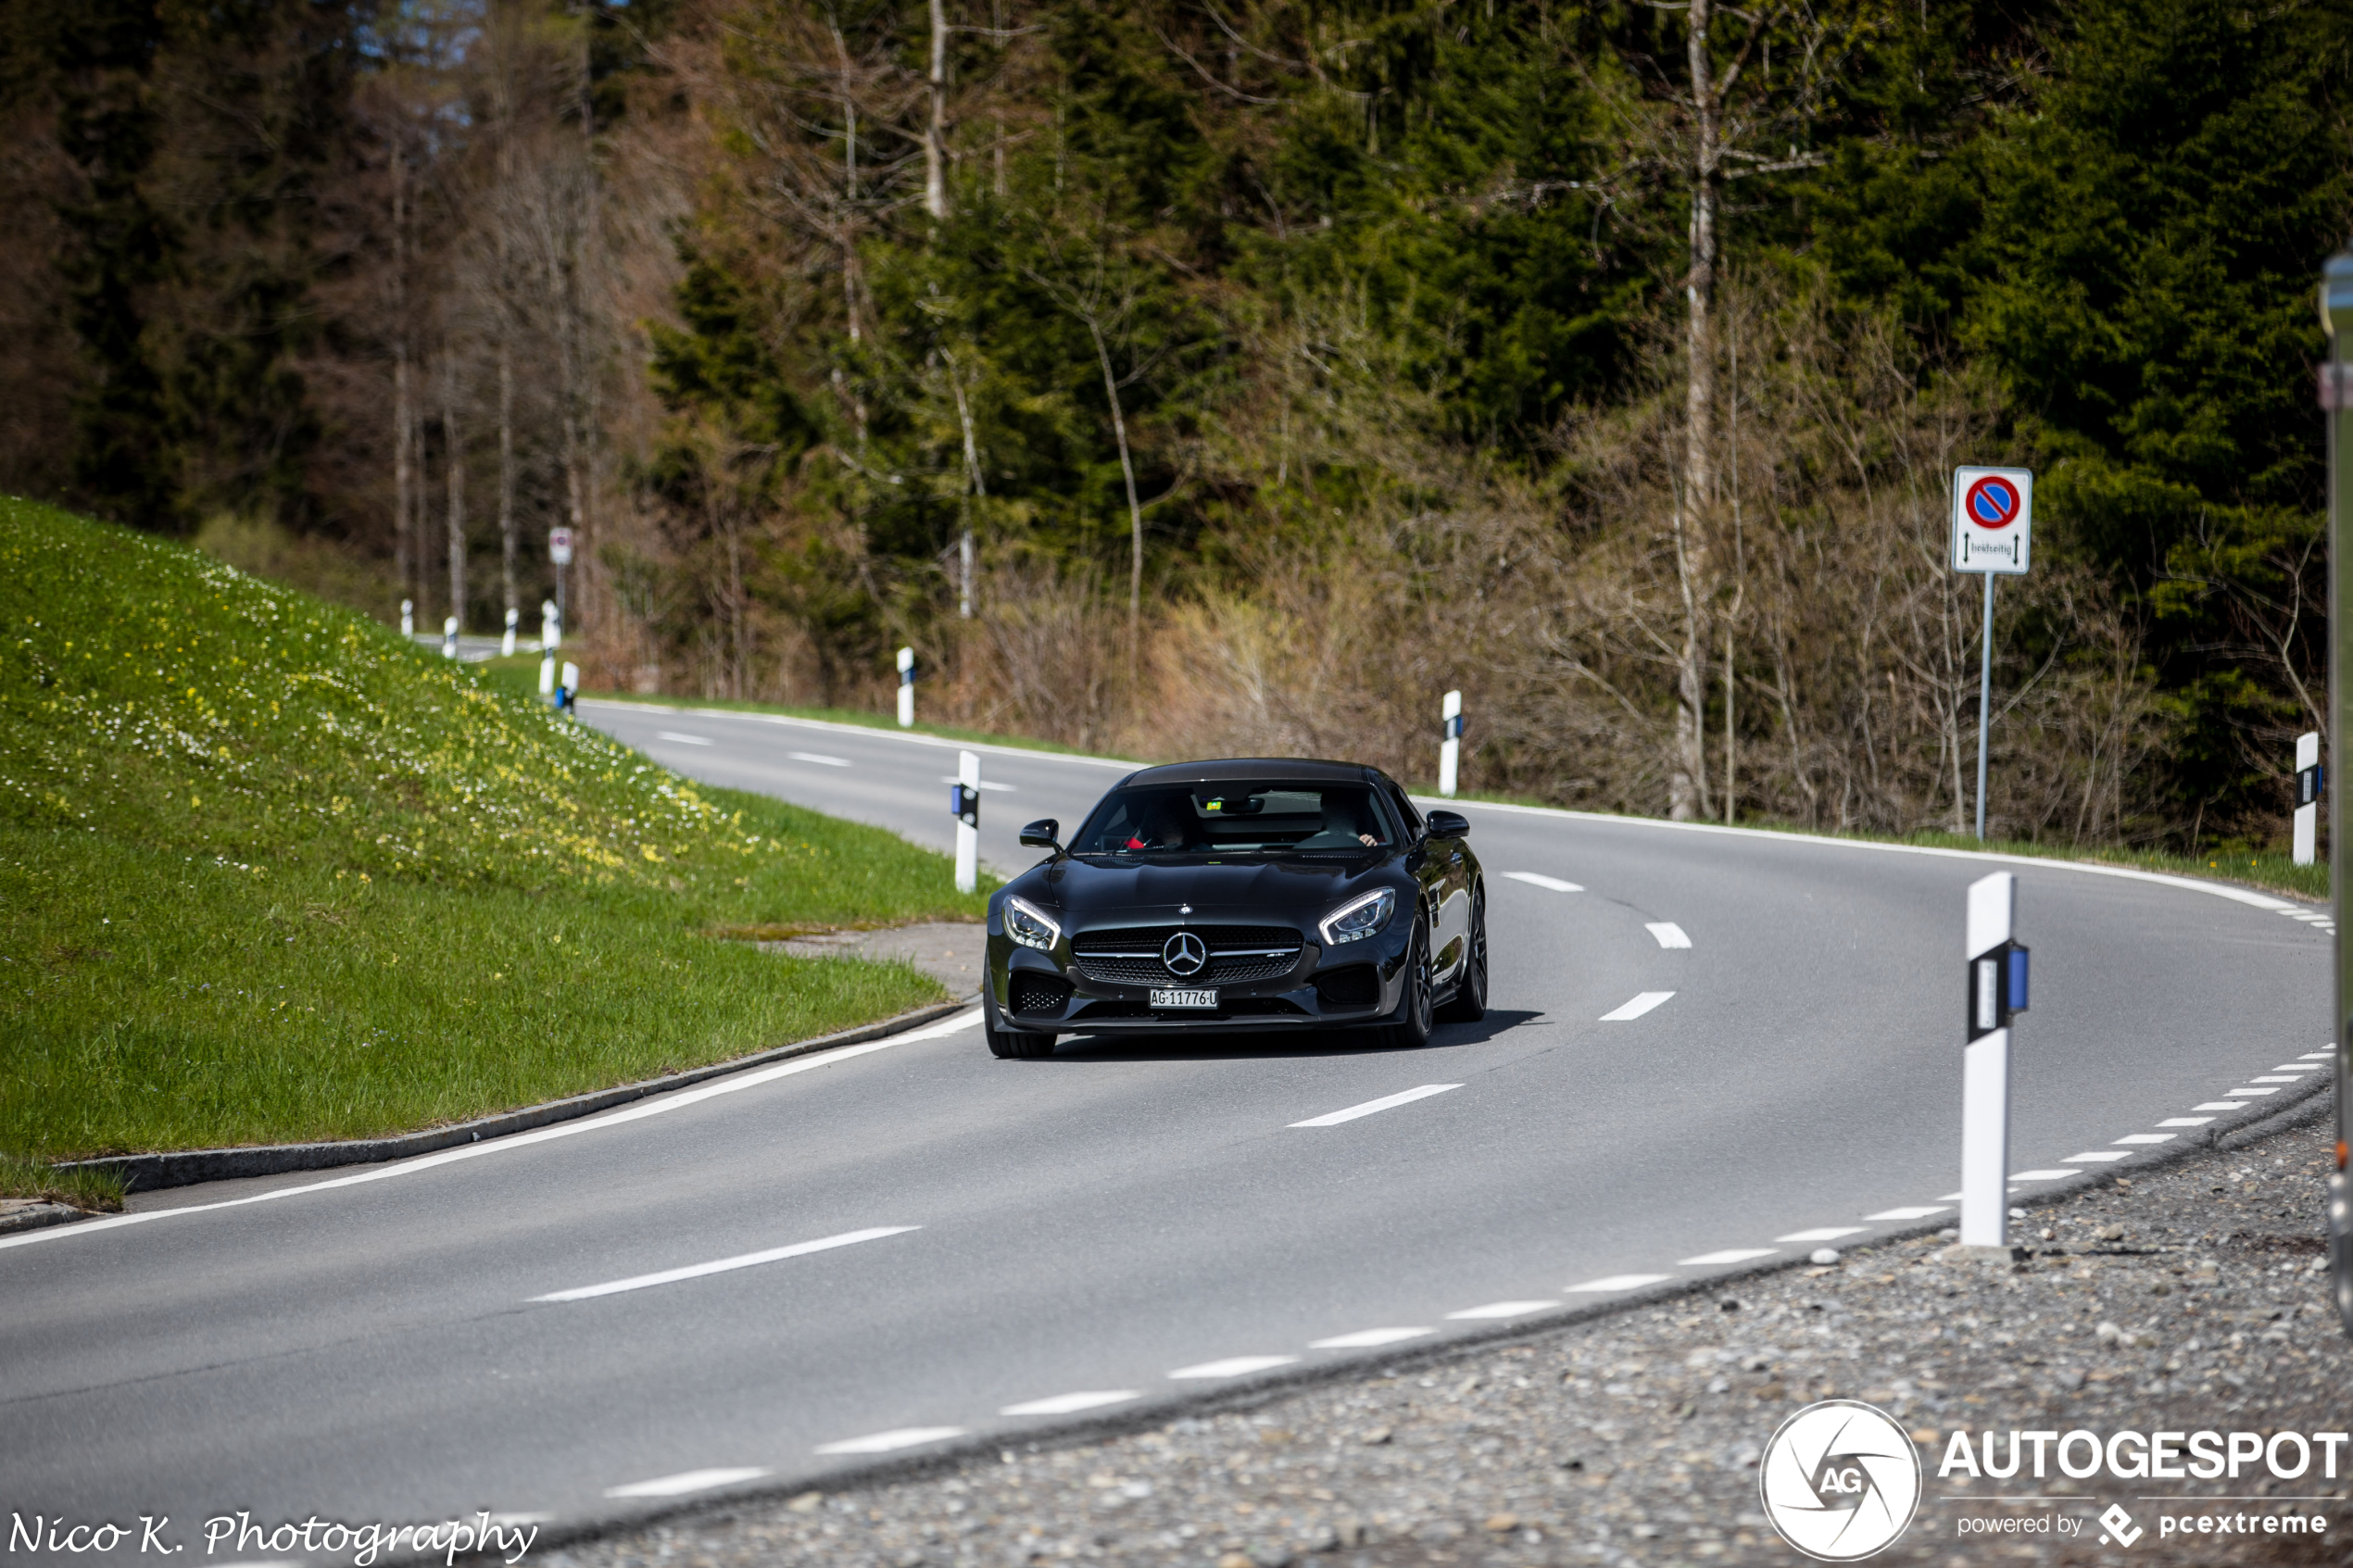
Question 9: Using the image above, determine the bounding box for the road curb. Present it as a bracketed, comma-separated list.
[57, 997, 976, 1197]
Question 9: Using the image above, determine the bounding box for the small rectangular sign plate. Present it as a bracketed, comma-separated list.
[1150, 988, 1217, 1010]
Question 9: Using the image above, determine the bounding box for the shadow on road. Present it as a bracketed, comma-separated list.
[1040, 1008, 1546, 1062]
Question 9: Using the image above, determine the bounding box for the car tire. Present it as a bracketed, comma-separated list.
[984, 995, 1057, 1060]
[1377, 921, 1435, 1048]
[1436, 886, 1488, 1023]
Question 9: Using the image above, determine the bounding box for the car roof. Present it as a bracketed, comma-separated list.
[1116, 757, 1385, 787]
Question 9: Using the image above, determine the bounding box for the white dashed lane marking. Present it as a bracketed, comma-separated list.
[656, 731, 713, 746]
[2194, 1102, 2246, 1111]
[1000, 1391, 1139, 1416]
[1777, 1228, 1865, 1243]
[1599, 991, 1674, 1022]
[1645, 922, 1692, 949]
[605, 1469, 768, 1499]
[532, 1226, 917, 1303]
[1444, 1301, 1559, 1321]
[1567, 1273, 1672, 1293]
[1289, 1085, 1461, 1128]
[1680, 1248, 1778, 1266]
[1168, 1356, 1298, 1380]
[2010, 1171, 2080, 1181]
[2158, 1117, 2214, 1127]
[2064, 1151, 2133, 1163]
[1309, 1327, 1431, 1349]
[1504, 872, 1583, 892]
[814, 1427, 969, 1455]
[1863, 1206, 1949, 1222]
[2114, 1134, 2173, 1145]
[788, 750, 850, 766]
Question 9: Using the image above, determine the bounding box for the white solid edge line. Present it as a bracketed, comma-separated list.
[1309, 1327, 1433, 1349]
[1566, 1273, 1672, 1293]
[1599, 991, 1674, 1022]
[1167, 1356, 1299, 1380]
[812, 1427, 969, 1456]
[1503, 872, 1583, 893]
[1645, 922, 1692, 949]
[533, 1226, 917, 1302]
[1680, 1248, 1779, 1266]
[1414, 795, 2301, 912]
[577, 698, 1136, 771]
[1776, 1227, 1866, 1242]
[1289, 1084, 1463, 1128]
[604, 1468, 770, 1499]
[1444, 1300, 1561, 1320]
[2063, 1151, 2134, 1162]
[1000, 1391, 1140, 1416]
[1863, 1206, 1950, 1221]
[0, 1010, 987, 1254]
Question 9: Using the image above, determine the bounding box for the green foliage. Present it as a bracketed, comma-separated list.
[0, 496, 988, 1159]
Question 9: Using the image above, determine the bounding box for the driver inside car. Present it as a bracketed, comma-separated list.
[1297, 796, 1379, 849]
[1122, 797, 1193, 852]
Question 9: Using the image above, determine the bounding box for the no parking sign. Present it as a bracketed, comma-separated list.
[1951, 467, 2032, 574]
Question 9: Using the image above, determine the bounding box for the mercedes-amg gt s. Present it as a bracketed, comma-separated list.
[980, 758, 1486, 1058]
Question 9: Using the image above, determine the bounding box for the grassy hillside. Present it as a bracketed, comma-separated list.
[0, 498, 988, 1182]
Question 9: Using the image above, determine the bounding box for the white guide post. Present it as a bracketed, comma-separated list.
[1961, 872, 2017, 1248]
[560, 661, 579, 714]
[541, 597, 560, 651]
[897, 646, 916, 729]
[1440, 689, 1463, 798]
[954, 749, 980, 894]
[502, 606, 519, 658]
[538, 649, 556, 701]
[400, 598, 414, 636]
[442, 616, 459, 659]
[2295, 731, 2322, 866]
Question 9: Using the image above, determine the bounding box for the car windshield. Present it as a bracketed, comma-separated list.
[1072, 782, 1398, 858]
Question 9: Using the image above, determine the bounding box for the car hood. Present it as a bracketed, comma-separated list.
[1017, 852, 1395, 924]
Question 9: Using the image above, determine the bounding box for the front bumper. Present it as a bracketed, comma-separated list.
[987, 916, 1414, 1032]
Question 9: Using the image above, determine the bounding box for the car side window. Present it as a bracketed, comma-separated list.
[1383, 783, 1423, 840]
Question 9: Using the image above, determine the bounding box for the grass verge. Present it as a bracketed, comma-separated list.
[0, 1152, 126, 1212]
[0, 497, 990, 1182]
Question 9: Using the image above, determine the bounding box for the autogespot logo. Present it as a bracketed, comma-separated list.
[1759, 1399, 1924, 1561]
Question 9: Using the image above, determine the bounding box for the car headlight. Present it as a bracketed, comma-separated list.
[1319, 887, 1396, 947]
[1004, 894, 1062, 951]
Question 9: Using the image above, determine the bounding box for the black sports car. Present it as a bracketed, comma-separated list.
[980, 758, 1486, 1058]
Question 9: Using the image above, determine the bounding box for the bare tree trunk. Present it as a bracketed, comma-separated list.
[925, 0, 949, 220]
[391, 146, 412, 622]
[1085, 314, 1143, 674]
[442, 354, 467, 628]
[1671, 0, 1722, 822]
[498, 335, 516, 621]
[949, 353, 984, 618]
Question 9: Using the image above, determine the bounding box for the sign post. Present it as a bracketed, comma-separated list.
[2318, 242, 2353, 1336]
[951, 750, 980, 894]
[1952, 467, 2034, 840]
[897, 646, 916, 729]
[2296, 731, 2323, 867]
[547, 527, 574, 633]
[1961, 872, 2030, 1250]
[1439, 690, 1463, 798]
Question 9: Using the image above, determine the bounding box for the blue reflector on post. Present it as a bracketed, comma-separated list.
[2007, 946, 2029, 1014]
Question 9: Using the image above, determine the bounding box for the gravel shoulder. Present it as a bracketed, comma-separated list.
[547, 1100, 2349, 1568]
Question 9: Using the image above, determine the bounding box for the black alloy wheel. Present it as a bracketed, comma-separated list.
[984, 997, 1056, 1060]
[1379, 921, 1435, 1048]
[1437, 886, 1488, 1023]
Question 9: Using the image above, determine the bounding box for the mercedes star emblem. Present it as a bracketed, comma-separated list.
[1162, 931, 1208, 977]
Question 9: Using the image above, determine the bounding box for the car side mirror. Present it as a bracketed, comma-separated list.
[1019, 818, 1062, 851]
[1425, 809, 1469, 839]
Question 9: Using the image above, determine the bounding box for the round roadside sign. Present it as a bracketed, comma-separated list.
[1963, 475, 2021, 530]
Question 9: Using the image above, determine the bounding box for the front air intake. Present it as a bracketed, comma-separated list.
[1010, 972, 1072, 1017]
[1314, 964, 1380, 1009]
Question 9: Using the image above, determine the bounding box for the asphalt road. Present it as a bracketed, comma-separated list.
[0, 701, 2332, 1563]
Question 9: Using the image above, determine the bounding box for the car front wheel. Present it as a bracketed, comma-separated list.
[1437, 887, 1487, 1023]
[1377, 921, 1435, 1048]
[984, 995, 1056, 1060]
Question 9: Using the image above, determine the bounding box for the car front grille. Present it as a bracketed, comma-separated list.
[1068, 924, 1303, 986]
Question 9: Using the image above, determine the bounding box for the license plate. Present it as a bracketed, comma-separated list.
[1150, 988, 1217, 1010]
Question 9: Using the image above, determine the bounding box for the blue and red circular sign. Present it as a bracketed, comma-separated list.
[1963, 475, 2021, 530]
